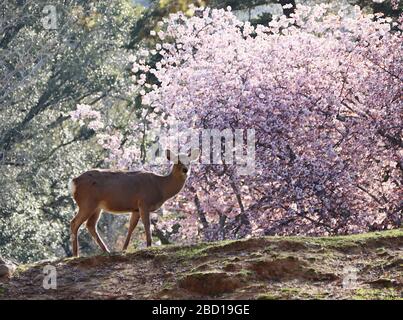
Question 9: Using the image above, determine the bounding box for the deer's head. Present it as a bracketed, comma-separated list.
[166, 149, 200, 179]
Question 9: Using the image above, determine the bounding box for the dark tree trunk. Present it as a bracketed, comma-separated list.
[279, 0, 296, 18]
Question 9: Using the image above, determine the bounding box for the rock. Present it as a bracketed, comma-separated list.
[223, 263, 240, 272]
[367, 278, 402, 289]
[248, 256, 307, 280]
[0, 265, 9, 277]
[0, 256, 16, 279]
[178, 271, 243, 295]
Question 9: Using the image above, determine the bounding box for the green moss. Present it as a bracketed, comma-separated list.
[172, 242, 221, 259]
[238, 269, 254, 276]
[126, 242, 216, 259]
[352, 288, 402, 300]
[12, 263, 35, 277]
[182, 269, 250, 281]
[307, 229, 402, 246]
[268, 229, 403, 249]
[160, 281, 174, 291]
[172, 236, 264, 259]
[256, 287, 327, 300]
[311, 292, 328, 299]
[280, 287, 302, 294]
[256, 293, 282, 300]
[276, 287, 332, 300]
[190, 262, 213, 273]
[184, 269, 224, 277]
[375, 247, 387, 254]
[63, 255, 99, 266]
[246, 253, 294, 263]
[250, 252, 263, 258]
[63, 256, 80, 262]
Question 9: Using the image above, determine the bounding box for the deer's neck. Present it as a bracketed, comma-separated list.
[160, 169, 186, 201]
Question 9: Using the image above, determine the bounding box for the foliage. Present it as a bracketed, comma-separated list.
[0, 0, 141, 262]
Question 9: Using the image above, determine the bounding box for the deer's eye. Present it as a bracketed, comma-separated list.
[182, 168, 188, 174]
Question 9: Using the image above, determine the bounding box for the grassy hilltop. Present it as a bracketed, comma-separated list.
[1, 229, 402, 300]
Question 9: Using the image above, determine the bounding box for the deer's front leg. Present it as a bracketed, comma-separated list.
[140, 206, 152, 247]
[123, 210, 140, 251]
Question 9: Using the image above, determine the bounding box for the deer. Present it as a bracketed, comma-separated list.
[68, 149, 200, 257]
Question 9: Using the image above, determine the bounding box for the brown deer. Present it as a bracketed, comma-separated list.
[69, 149, 200, 257]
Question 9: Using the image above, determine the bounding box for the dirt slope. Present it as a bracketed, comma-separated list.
[1, 229, 402, 300]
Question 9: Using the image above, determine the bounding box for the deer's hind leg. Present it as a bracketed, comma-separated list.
[71, 208, 92, 257]
[86, 209, 110, 254]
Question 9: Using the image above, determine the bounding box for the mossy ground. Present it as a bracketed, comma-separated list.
[1, 229, 402, 300]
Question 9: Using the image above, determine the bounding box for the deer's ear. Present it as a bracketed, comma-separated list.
[166, 149, 177, 162]
[166, 149, 172, 161]
[188, 149, 200, 162]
